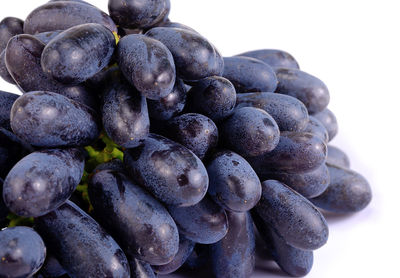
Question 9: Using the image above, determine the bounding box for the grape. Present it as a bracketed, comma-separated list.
[10, 91, 100, 148]
[0, 90, 18, 130]
[223, 56, 278, 93]
[186, 76, 237, 122]
[275, 68, 330, 114]
[167, 196, 228, 244]
[255, 180, 329, 250]
[145, 27, 224, 81]
[24, 1, 117, 34]
[49, 0, 93, 5]
[207, 150, 262, 212]
[310, 164, 372, 213]
[34, 30, 63, 44]
[5, 35, 97, 108]
[102, 73, 150, 148]
[0, 50, 15, 84]
[109, 0, 170, 29]
[0, 178, 8, 226]
[313, 108, 338, 141]
[259, 164, 330, 199]
[304, 115, 329, 143]
[247, 131, 327, 174]
[89, 170, 179, 265]
[253, 213, 313, 277]
[35, 201, 131, 278]
[0, 17, 23, 51]
[117, 34, 176, 100]
[183, 245, 209, 271]
[236, 92, 309, 132]
[237, 49, 300, 70]
[152, 236, 195, 275]
[0, 227, 46, 278]
[3, 148, 84, 217]
[147, 79, 187, 121]
[123, 134, 209, 207]
[327, 145, 350, 168]
[210, 211, 255, 278]
[129, 258, 156, 278]
[41, 23, 115, 84]
[157, 21, 198, 33]
[36, 253, 66, 278]
[93, 159, 126, 174]
[165, 113, 218, 160]
[220, 107, 280, 157]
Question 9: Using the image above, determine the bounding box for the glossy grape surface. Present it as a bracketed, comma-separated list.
[0, 90, 18, 130]
[313, 108, 338, 142]
[327, 145, 350, 168]
[129, 258, 156, 278]
[0, 50, 15, 84]
[304, 116, 329, 143]
[0, 17, 24, 51]
[237, 49, 300, 70]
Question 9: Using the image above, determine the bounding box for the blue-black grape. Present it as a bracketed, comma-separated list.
[275, 68, 330, 114]
[24, 1, 117, 34]
[304, 116, 329, 143]
[0, 178, 8, 226]
[236, 92, 309, 132]
[89, 170, 179, 265]
[152, 236, 195, 275]
[0, 90, 18, 130]
[3, 148, 84, 217]
[313, 108, 338, 141]
[165, 113, 218, 160]
[223, 56, 278, 93]
[207, 150, 262, 212]
[0, 226, 46, 278]
[123, 134, 209, 207]
[36, 253, 66, 278]
[220, 107, 280, 157]
[187, 76, 237, 122]
[147, 78, 187, 121]
[310, 164, 372, 213]
[129, 258, 156, 278]
[0, 50, 15, 84]
[247, 131, 327, 174]
[327, 145, 350, 168]
[167, 196, 228, 244]
[36, 201, 131, 278]
[210, 211, 255, 278]
[253, 212, 313, 277]
[117, 34, 176, 100]
[183, 245, 209, 271]
[10, 91, 100, 148]
[237, 49, 300, 70]
[255, 180, 329, 250]
[0, 17, 24, 51]
[34, 30, 63, 44]
[102, 73, 150, 148]
[41, 23, 115, 84]
[109, 0, 170, 29]
[93, 159, 126, 174]
[145, 27, 224, 81]
[157, 21, 198, 33]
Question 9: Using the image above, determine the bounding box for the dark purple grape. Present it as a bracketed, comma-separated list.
[0, 17, 24, 51]
[41, 23, 115, 84]
[36, 253, 66, 278]
[89, 170, 179, 265]
[129, 259, 156, 278]
[0, 227, 46, 278]
[247, 131, 327, 174]
[255, 180, 329, 250]
[145, 27, 224, 81]
[260, 164, 330, 199]
[275, 68, 330, 114]
[311, 164, 372, 213]
[24, 1, 117, 34]
[0, 50, 15, 84]
[313, 108, 338, 141]
[327, 145, 350, 168]
[117, 34, 176, 100]
[220, 107, 280, 157]
[210, 211, 255, 278]
[0, 90, 18, 130]
[167, 196, 228, 244]
[0, 178, 8, 226]
[223, 56, 278, 93]
[304, 116, 329, 143]
[124, 134, 209, 207]
[3, 148, 84, 217]
[109, 0, 170, 29]
[34, 30, 63, 44]
[237, 49, 299, 70]
[152, 236, 195, 275]
[102, 74, 150, 148]
[183, 245, 209, 271]
[147, 79, 187, 121]
[49, 0, 93, 5]
[236, 92, 309, 132]
[187, 76, 237, 122]
[93, 159, 126, 174]
[165, 113, 218, 160]
[10, 91, 100, 148]
[157, 21, 198, 33]
[253, 212, 313, 277]
[207, 150, 261, 212]
[36, 201, 131, 278]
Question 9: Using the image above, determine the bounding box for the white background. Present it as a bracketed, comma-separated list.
[1, 0, 399, 277]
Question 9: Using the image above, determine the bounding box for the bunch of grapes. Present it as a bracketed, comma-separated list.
[0, 0, 372, 277]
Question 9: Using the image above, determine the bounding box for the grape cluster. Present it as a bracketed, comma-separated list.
[0, 1, 372, 278]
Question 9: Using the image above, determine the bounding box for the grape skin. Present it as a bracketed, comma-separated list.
[0, 90, 18, 130]
[237, 49, 300, 70]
